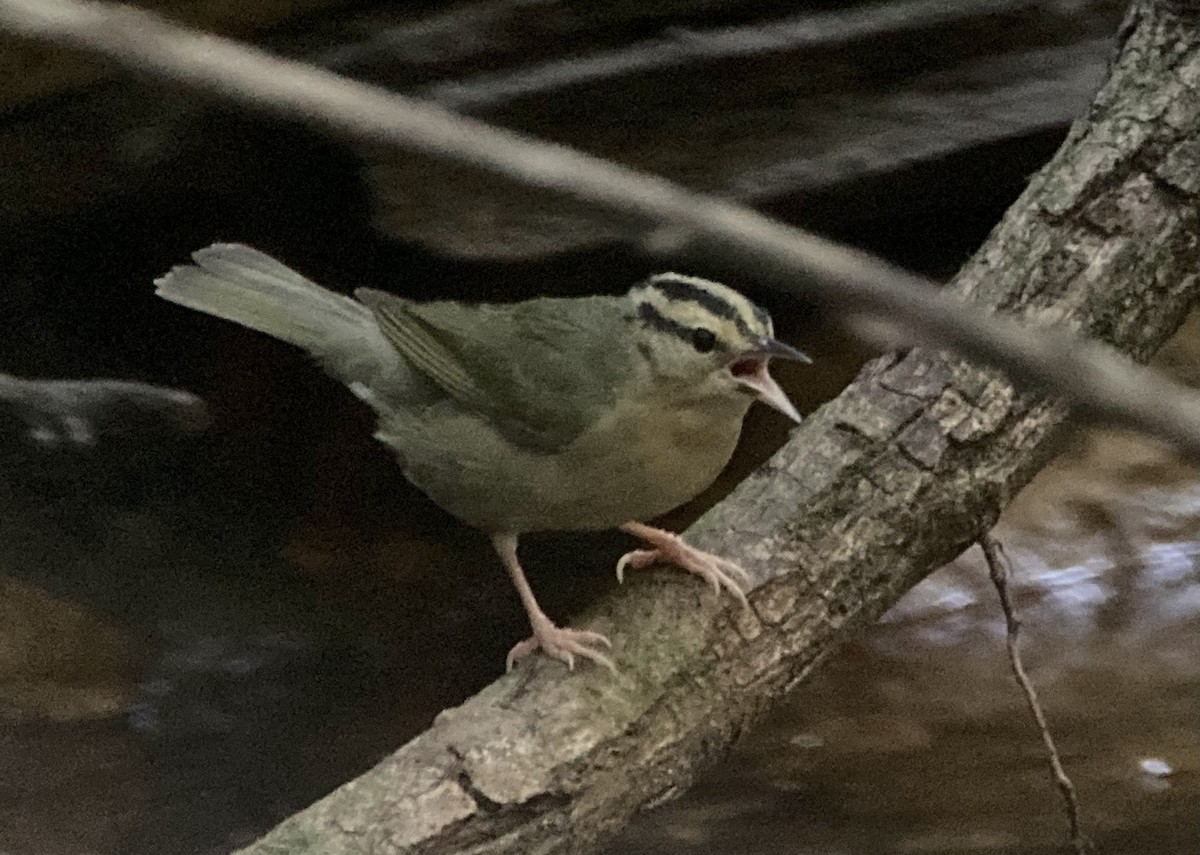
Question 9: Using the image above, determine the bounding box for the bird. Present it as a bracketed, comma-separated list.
[155, 244, 810, 672]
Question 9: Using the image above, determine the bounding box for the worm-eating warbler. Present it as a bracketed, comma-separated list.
[156, 244, 809, 672]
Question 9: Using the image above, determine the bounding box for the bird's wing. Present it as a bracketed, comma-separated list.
[355, 289, 626, 452]
[353, 290, 485, 406]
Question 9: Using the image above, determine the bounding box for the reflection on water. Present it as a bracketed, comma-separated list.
[2, 335, 1199, 854]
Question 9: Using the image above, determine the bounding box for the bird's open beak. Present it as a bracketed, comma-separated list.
[730, 338, 810, 424]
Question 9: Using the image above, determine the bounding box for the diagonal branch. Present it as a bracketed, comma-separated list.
[3, 0, 1200, 457]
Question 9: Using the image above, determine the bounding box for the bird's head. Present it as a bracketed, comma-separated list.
[626, 273, 810, 422]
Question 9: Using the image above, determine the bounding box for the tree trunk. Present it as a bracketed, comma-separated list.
[235, 1, 1200, 853]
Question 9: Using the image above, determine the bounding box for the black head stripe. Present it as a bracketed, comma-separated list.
[650, 275, 762, 337]
[651, 276, 741, 324]
[637, 300, 693, 345]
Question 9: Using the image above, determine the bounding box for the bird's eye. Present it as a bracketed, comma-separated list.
[691, 327, 717, 353]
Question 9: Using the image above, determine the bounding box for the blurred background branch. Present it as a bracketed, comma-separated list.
[3, 0, 1200, 458]
[0, 374, 208, 447]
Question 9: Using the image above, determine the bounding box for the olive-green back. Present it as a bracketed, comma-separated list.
[355, 289, 631, 452]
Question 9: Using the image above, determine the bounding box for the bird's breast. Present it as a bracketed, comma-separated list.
[378, 391, 752, 535]
[546, 393, 750, 529]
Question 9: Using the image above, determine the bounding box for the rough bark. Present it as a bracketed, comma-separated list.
[233, 2, 1200, 853]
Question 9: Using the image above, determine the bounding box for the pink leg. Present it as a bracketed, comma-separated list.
[616, 522, 752, 611]
[493, 534, 615, 673]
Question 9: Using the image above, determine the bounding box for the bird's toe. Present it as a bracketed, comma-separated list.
[616, 548, 661, 582]
[507, 624, 616, 673]
[505, 637, 540, 672]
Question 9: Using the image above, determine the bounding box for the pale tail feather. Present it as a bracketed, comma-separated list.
[155, 243, 403, 387]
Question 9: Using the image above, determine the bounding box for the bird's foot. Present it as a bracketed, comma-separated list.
[506, 614, 615, 673]
[616, 523, 752, 611]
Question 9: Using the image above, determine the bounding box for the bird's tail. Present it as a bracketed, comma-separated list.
[155, 243, 399, 385]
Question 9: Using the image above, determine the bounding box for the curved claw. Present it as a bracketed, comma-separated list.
[708, 564, 751, 611]
[714, 555, 753, 585]
[505, 637, 538, 672]
[616, 552, 631, 584]
[615, 549, 657, 583]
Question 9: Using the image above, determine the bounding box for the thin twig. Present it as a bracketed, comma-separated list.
[979, 534, 1093, 855]
[3, 0, 1200, 458]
